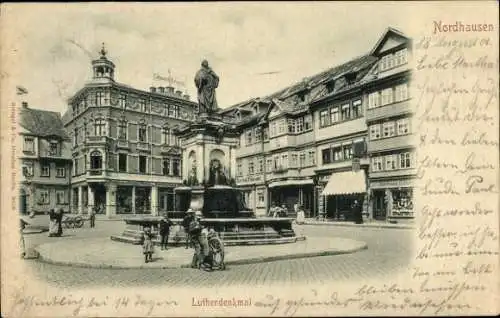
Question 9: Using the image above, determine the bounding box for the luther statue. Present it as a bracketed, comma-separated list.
[194, 60, 219, 114]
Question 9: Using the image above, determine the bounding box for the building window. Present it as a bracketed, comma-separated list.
[119, 94, 127, 108]
[381, 87, 394, 105]
[74, 160, 79, 176]
[352, 99, 362, 118]
[41, 165, 50, 177]
[24, 137, 35, 153]
[266, 158, 273, 172]
[255, 127, 262, 143]
[95, 91, 105, 106]
[368, 92, 380, 109]
[246, 130, 253, 145]
[162, 158, 170, 175]
[370, 124, 381, 140]
[322, 148, 332, 164]
[90, 151, 102, 170]
[49, 141, 60, 156]
[139, 99, 147, 112]
[257, 191, 265, 205]
[288, 119, 295, 133]
[248, 161, 254, 175]
[172, 158, 180, 176]
[270, 122, 276, 137]
[139, 156, 147, 173]
[308, 150, 316, 165]
[383, 122, 396, 138]
[38, 190, 49, 205]
[236, 161, 242, 177]
[83, 122, 88, 137]
[263, 127, 269, 141]
[273, 155, 280, 170]
[304, 115, 312, 131]
[330, 107, 339, 124]
[281, 154, 288, 169]
[400, 152, 412, 169]
[397, 118, 410, 135]
[299, 151, 306, 167]
[257, 158, 263, 173]
[296, 117, 304, 133]
[73, 128, 78, 146]
[56, 190, 66, 204]
[118, 154, 127, 172]
[291, 153, 298, 167]
[162, 127, 170, 145]
[278, 119, 286, 134]
[118, 120, 127, 140]
[395, 83, 409, 102]
[341, 103, 350, 121]
[138, 124, 147, 142]
[320, 110, 329, 127]
[385, 155, 397, 170]
[22, 163, 34, 177]
[343, 145, 353, 160]
[94, 119, 106, 136]
[56, 167, 65, 177]
[372, 157, 383, 172]
[333, 147, 343, 161]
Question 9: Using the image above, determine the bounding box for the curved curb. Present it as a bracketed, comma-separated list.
[34, 240, 367, 270]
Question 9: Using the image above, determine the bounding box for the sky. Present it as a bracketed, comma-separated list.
[3, 3, 413, 114]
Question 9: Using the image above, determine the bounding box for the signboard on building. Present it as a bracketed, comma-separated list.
[370, 178, 414, 189]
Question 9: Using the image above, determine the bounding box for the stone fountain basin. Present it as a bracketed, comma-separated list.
[111, 216, 302, 246]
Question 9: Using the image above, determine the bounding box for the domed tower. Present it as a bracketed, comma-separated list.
[91, 43, 115, 82]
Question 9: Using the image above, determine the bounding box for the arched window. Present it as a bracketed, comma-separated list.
[90, 151, 102, 170]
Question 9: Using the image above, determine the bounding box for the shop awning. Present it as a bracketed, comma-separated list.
[322, 170, 366, 195]
[268, 179, 313, 188]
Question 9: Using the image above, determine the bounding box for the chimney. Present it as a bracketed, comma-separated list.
[22, 101, 28, 108]
[183, 94, 190, 100]
[166, 86, 175, 94]
[175, 90, 183, 97]
[158, 87, 165, 94]
[150, 86, 157, 93]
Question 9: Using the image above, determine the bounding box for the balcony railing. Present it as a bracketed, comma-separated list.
[116, 139, 130, 149]
[273, 166, 288, 173]
[86, 136, 107, 144]
[88, 169, 103, 176]
[137, 142, 151, 151]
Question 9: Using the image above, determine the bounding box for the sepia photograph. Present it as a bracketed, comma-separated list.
[1, 2, 498, 317]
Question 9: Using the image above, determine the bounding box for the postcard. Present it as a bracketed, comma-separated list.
[1, 2, 498, 317]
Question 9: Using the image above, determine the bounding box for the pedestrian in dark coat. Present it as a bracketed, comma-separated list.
[89, 206, 97, 228]
[159, 216, 173, 250]
[56, 209, 64, 236]
[352, 199, 363, 224]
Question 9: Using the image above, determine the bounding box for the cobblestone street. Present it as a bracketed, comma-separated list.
[23, 218, 413, 287]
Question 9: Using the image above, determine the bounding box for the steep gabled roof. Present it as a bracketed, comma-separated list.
[369, 27, 409, 56]
[20, 106, 69, 140]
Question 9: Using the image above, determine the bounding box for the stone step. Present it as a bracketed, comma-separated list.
[110, 235, 298, 246]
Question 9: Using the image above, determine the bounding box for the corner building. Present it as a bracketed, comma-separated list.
[63, 47, 197, 217]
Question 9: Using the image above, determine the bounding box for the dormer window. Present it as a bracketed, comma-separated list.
[49, 141, 60, 156]
[379, 48, 408, 72]
[326, 81, 335, 93]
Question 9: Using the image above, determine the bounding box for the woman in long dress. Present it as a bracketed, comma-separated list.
[48, 209, 58, 237]
[296, 205, 305, 225]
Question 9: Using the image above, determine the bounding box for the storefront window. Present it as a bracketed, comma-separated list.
[391, 189, 414, 217]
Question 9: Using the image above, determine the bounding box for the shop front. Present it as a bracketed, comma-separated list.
[268, 179, 314, 217]
[320, 169, 367, 221]
[369, 178, 415, 221]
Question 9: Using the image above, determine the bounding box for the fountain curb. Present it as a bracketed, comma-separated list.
[34, 240, 367, 270]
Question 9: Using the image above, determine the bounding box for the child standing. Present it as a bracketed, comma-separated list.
[142, 227, 154, 263]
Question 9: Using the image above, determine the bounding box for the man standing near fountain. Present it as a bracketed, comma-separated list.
[194, 59, 219, 114]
